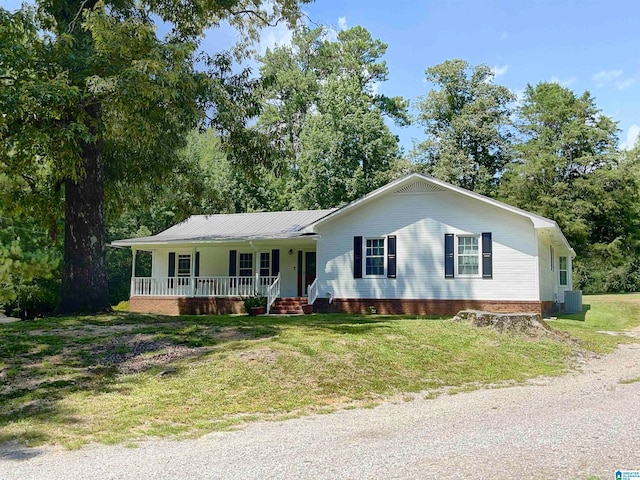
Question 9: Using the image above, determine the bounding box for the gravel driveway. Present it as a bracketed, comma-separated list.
[2, 342, 639, 480]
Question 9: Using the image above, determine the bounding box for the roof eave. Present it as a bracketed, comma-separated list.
[110, 233, 321, 248]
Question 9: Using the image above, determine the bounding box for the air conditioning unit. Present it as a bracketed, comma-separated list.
[564, 290, 582, 314]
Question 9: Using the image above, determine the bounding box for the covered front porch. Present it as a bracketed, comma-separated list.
[127, 238, 319, 314]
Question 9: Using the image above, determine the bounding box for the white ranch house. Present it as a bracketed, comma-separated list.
[112, 173, 576, 316]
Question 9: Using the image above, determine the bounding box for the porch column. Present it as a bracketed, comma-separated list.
[191, 246, 196, 296]
[130, 248, 137, 296]
[252, 242, 259, 294]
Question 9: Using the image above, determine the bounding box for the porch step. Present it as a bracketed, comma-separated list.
[270, 297, 310, 314]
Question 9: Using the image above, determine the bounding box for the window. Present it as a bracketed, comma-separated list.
[177, 254, 191, 277]
[550, 245, 555, 271]
[559, 256, 568, 286]
[239, 253, 253, 277]
[457, 236, 479, 276]
[365, 238, 385, 276]
[259, 252, 270, 277]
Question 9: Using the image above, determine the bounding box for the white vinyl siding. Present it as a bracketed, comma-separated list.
[315, 189, 541, 302]
[537, 234, 572, 303]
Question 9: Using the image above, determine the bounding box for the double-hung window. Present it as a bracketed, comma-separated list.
[559, 256, 568, 286]
[239, 253, 253, 277]
[259, 252, 270, 277]
[176, 254, 191, 287]
[457, 236, 480, 276]
[365, 238, 385, 276]
[177, 254, 191, 277]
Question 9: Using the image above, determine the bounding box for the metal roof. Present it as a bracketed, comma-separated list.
[111, 209, 337, 246]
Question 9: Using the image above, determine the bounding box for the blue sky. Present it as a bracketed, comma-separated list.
[5, 0, 639, 152]
[299, 0, 640, 152]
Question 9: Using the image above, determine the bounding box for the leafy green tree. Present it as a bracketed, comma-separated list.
[0, 212, 61, 318]
[0, 1, 306, 314]
[500, 82, 640, 292]
[257, 26, 409, 209]
[412, 59, 515, 195]
[297, 75, 402, 208]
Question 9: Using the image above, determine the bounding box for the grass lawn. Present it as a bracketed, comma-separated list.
[1, 293, 638, 448]
[548, 293, 640, 353]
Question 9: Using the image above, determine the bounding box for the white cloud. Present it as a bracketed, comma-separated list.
[550, 76, 577, 87]
[591, 69, 634, 89]
[621, 124, 640, 150]
[593, 69, 622, 86]
[326, 16, 348, 42]
[616, 77, 636, 90]
[258, 22, 294, 54]
[491, 64, 509, 78]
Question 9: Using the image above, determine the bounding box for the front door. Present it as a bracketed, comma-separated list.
[297, 251, 317, 296]
[304, 252, 316, 295]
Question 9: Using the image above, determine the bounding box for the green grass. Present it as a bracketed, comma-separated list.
[1, 294, 638, 448]
[548, 293, 640, 353]
[619, 376, 640, 385]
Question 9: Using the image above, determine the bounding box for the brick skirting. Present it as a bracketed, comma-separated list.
[314, 298, 545, 316]
[130, 296, 244, 316]
[130, 296, 550, 317]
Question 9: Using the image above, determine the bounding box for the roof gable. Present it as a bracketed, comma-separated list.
[307, 173, 574, 255]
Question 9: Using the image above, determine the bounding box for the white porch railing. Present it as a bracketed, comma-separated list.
[131, 275, 279, 298]
[266, 273, 281, 314]
[307, 278, 318, 305]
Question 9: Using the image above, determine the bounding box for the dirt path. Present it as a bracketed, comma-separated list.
[2, 343, 640, 480]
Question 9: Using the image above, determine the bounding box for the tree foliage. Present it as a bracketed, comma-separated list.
[412, 59, 515, 195]
[257, 26, 409, 209]
[499, 82, 640, 293]
[0, 0, 307, 313]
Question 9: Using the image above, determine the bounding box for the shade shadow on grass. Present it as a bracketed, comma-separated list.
[0, 313, 283, 447]
[557, 304, 591, 322]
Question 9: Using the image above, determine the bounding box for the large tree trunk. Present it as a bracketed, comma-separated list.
[56, 103, 111, 314]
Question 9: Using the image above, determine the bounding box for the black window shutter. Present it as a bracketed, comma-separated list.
[228, 250, 237, 276]
[168, 252, 176, 277]
[387, 235, 397, 278]
[482, 232, 493, 279]
[271, 249, 280, 277]
[194, 252, 200, 277]
[444, 234, 454, 278]
[354, 236, 363, 279]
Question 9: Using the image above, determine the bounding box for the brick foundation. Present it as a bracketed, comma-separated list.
[130, 296, 546, 317]
[129, 296, 244, 316]
[314, 298, 544, 316]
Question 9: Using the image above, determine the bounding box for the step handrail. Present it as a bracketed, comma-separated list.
[307, 278, 318, 305]
[266, 273, 281, 314]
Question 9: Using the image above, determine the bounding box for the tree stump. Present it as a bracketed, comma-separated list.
[452, 310, 554, 335]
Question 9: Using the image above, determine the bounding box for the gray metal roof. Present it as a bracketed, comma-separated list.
[111, 209, 337, 246]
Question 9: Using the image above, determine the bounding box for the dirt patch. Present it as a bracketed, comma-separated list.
[29, 324, 139, 338]
[213, 326, 269, 342]
[90, 334, 213, 374]
[237, 348, 281, 364]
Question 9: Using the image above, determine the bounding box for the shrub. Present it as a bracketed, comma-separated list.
[242, 295, 266, 314]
